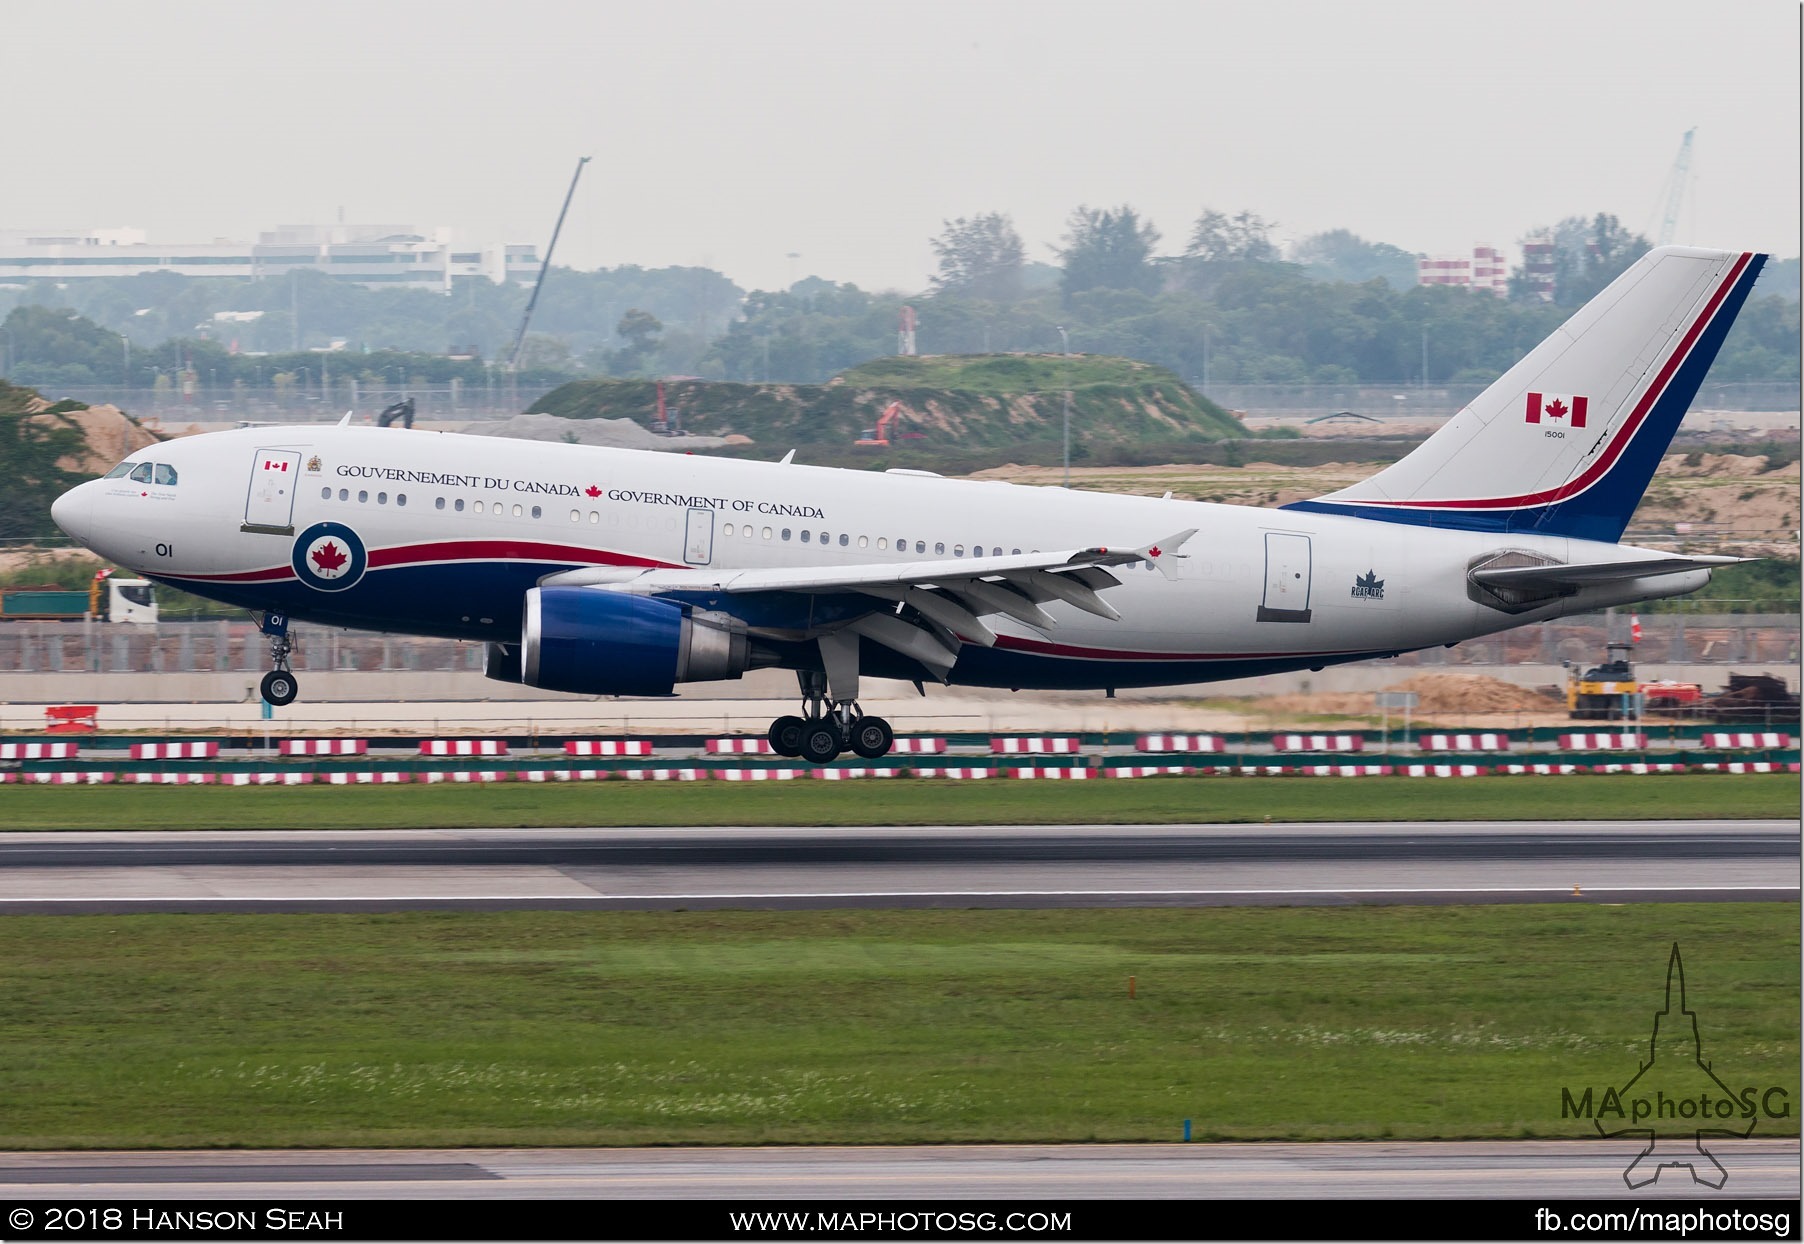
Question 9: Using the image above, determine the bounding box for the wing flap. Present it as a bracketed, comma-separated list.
[1469, 555, 1745, 589]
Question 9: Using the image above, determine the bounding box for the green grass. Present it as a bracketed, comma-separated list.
[0, 774, 1795, 831]
[0, 906, 1791, 1147]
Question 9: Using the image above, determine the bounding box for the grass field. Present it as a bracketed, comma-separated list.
[0, 906, 1792, 1148]
[0, 774, 1795, 832]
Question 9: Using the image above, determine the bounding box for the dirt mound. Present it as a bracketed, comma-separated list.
[27, 404, 160, 475]
[1256, 673, 1560, 718]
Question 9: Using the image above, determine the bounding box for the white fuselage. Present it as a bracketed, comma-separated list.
[52, 425, 1702, 690]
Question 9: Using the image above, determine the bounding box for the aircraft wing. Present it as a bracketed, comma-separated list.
[539, 529, 1196, 673]
[1469, 555, 1745, 590]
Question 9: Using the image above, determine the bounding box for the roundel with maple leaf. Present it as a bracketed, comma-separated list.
[291, 522, 368, 592]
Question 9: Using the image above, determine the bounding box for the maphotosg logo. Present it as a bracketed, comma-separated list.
[291, 522, 368, 592]
[1558, 943, 1791, 1189]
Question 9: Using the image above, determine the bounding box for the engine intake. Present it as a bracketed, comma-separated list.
[518, 586, 750, 696]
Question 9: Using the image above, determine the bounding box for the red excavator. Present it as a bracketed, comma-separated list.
[855, 401, 925, 447]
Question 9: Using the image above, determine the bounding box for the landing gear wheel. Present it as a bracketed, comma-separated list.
[800, 722, 843, 765]
[260, 669, 298, 707]
[850, 715, 894, 759]
[768, 715, 806, 757]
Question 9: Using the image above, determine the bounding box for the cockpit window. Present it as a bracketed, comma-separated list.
[105, 461, 139, 479]
[153, 464, 178, 486]
[129, 463, 154, 484]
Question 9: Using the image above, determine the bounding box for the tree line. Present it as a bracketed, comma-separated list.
[1, 208, 1796, 393]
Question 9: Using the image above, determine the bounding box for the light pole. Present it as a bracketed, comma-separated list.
[1057, 325, 1071, 487]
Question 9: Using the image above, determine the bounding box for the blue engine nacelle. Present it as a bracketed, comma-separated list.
[514, 586, 750, 696]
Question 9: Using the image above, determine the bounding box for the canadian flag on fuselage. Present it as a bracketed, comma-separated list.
[1525, 392, 1587, 428]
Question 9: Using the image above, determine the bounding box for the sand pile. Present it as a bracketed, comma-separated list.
[28, 403, 160, 475]
[1255, 673, 1560, 717]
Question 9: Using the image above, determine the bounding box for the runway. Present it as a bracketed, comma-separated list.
[0, 1140, 1794, 1198]
[0, 821, 1791, 912]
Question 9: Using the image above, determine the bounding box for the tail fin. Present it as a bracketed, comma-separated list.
[1285, 246, 1766, 543]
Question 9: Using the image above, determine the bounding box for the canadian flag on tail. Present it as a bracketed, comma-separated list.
[1525, 392, 1587, 428]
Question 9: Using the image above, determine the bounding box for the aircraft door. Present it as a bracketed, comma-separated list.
[1257, 531, 1312, 623]
[243, 450, 302, 535]
[684, 507, 715, 565]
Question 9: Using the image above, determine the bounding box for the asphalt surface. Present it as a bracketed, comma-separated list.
[0, 821, 1791, 912]
[0, 1141, 1793, 1198]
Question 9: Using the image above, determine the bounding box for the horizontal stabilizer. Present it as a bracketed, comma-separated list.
[1469, 555, 1745, 590]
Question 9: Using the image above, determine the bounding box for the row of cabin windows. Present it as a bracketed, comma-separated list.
[312, 493, 1151, 571]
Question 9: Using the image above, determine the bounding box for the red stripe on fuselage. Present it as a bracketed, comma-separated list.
[1345, 252, 1751, 512]
[171, 540, 677, 584]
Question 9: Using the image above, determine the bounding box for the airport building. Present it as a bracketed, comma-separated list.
[1416, 245, 1509, 296]
[0, 224, 539, 291]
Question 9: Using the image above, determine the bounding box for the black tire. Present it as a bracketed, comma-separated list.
[768, 715, 806, 756]
[261, 670, 298, 707]
[800, 723, 842, 764]
[850, 715, 894, 759]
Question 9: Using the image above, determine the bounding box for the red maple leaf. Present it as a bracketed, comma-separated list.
[1544, 398, 1568, 420]
[310, 541, 348, 573]
[1148, 546, 1162, 558]
[585, 484, 602, 498]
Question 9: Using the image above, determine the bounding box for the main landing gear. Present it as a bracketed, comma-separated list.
[767, 668, 894, 763]
[258, 612, 299, 707]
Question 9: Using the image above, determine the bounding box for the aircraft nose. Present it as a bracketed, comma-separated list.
[50, 483, 91, 545]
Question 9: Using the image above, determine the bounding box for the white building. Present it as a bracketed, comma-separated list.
[0, 224, 538, 291]
[1416, 246, 1508, 297]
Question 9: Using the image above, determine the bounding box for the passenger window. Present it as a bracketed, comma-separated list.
[474, 501, 484, 514]
[877, 537, 888, 550]
[129, 463, 154, 484]
[954, 544, 964, 557]
[338, 488, 349, 501]
[530, 505, 541, 519]
[800, 530, 811, 543]
[436, 497, 446, 510]
[724, 524, 735, 538]
[819, 531, 828, 544]
[856, 535, 867, 548]
[782, 528, 792, 541]
[915, 541, 925, 554]
[377, 492, 387, 505]
[153, 464, 178, 486]
[589, 511, 599, 523]
[105, 462, 138, 479]
[455, 499, 465, 512]
[935, 542, 945, 555]
[512, 504, 523, 518]
[358, 490, 368, 503]
[397, 494, 406, 507]
[320, 487, 331, 500]
[762, 526, 772, 540]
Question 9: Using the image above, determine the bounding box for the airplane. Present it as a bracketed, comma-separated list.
[50, 245, 1767, 763]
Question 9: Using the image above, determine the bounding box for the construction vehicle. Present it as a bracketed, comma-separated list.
[0, 571, 157, 623]
[856, 401, 925, 447]
[1565, 642, 1641, 719]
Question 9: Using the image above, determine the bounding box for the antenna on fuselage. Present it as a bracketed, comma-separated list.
[337, 411, 354, 426]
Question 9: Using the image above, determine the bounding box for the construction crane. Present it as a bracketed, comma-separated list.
[1655, 128, 1695, 247]
[508, 155, 591, 373]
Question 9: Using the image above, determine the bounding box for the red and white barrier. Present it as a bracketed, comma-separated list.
[322, 771, 411, 784]
[1291, 764, 1391, 776]
[130, 741, 220, 759]
[1499, 763, 1584, 775]
[1702, 732, 1791, 750]
[4, 771, 112, 784]
[990, 737, 1080, 755]
[1006, 766, 1092, 779]
[219, 772, 315, 785]
[280, 739, 368, 756]
[1417, 733, 1512, 753]
[1590, 762, 1683, 774]
[0, 741, 78, 760]
[707, 738, 773, 755]
[1272, 734, 1365, 752]
[565, 740, 655, 757]
[130, 772, 218, 785]
[1135, 734, 1226, 753]
[623, 768, 707, 781]
[813, 768, 900, 780]
[887, 737, 947, 755]
[1244, 765, 1290, 776]
[1103, 765, 1192, 778]
[1401, 763, 1488, 778]
[1699, 761, 1801, 774]
[420, 740, 508, 757]
[909, 767, 992, 779]
[1557, 733, 1647, 750]
[713, 768, 807, 781]
[418, 770, 505, 783]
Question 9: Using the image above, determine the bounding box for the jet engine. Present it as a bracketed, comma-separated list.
[514, 586, 751, 696]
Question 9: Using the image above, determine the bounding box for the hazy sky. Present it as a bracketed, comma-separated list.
[6, 0, 1799, 293]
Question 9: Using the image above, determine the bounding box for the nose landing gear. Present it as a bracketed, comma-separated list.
[257, 613, 299, 707]
[766, 668, 894, 763]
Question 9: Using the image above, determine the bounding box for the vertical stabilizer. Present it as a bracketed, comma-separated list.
[1287, 247, 1765, 542]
